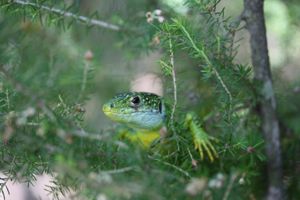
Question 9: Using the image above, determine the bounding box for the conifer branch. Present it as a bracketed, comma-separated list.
[0, 65, 57, 122]
[148, 156, 191, 178]
[11, 0, 120, 31]
[175, 20, 233, 115]
[0, 65, 103, 142]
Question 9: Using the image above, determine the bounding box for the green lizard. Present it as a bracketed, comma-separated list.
[102, 92, 218, 161]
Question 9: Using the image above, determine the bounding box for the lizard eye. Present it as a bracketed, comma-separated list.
[130, 96, 140, 106]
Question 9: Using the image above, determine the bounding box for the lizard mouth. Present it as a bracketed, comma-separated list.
[103, 109, 158, 114]
[102, 103, 159, 115]
[102, 103, 164, 130]
[102, 104, 142, 120]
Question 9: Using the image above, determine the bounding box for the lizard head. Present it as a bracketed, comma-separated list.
[102, 92, 165, 130]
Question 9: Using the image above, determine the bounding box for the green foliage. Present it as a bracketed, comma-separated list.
[0, 0, 299, 199]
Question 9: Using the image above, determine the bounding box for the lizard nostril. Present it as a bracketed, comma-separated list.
[110, 103, 114, 108]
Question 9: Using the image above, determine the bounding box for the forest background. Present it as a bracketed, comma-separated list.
[0, 0, 300, 199]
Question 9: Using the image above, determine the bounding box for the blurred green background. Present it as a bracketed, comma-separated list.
[0, 0, 300, 199]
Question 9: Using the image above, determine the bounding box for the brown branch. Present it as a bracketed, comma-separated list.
[243, 0, 284, 199]
[12, 0, 120, 31]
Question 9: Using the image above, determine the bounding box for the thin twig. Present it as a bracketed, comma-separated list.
[13, 0, 120, 31]
[168, 34, 178, 136]
[187, 148, 194, 161]
[101, 166, 135, 174]
[212, 67, 233, 116]
[71, 129, 105, 141]
[222, 173, 238, 200]
[148, 155, 191, 178]
[167, 33, 182, 152]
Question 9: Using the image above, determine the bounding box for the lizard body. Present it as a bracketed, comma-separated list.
[102, 92, 218, 161]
